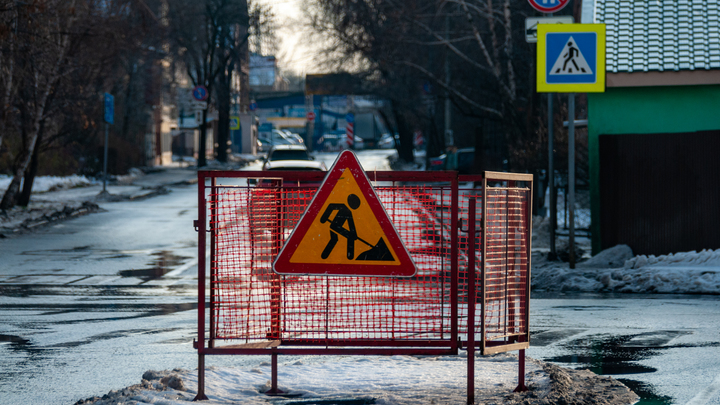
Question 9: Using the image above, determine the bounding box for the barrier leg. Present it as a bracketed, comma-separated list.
[514, 349, 528, 392]
[265, 349, 285, 396]
[467, 344, 475, 405]
[272, 351, 278, 393]
[467, 198, 477, 405]
[193, 353, 209, 401]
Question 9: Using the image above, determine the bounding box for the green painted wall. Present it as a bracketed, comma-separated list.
[587, 84, 720, 254]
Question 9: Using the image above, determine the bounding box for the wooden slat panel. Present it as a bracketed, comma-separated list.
[599, 130, 720, 255]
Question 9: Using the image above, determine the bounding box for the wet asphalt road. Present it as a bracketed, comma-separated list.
[0, 184, 212, 405]
[529, 293, 720, 405]
[1, 150, 719, 404]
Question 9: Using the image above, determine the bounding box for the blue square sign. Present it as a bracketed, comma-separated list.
[546, 32, 597, 84]
[104, 93, 114, 125]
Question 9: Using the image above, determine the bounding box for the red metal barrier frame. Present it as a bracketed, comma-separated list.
[194, 169, 532, 400]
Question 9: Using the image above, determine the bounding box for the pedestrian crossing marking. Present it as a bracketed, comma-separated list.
[548, 36, 593, 75]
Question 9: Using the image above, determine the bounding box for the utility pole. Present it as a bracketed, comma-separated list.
[101, 93, 114, 196]
[444, 12, 453, 147]
[568, 93, 576, 269]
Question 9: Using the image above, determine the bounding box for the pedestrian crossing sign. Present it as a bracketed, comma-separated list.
[273, 150, 417, 277]
[537, 24, 606, 93]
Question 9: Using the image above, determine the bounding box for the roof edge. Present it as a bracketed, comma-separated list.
[607, 70, 720, 88]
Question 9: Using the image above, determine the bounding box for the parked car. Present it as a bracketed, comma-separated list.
[272, 129, 301, 145]
[428, 155, 446, 170]
[318, 130, 364, 151]
[280, 129, 304, 145]
[428, 147, 475, 174]
[377, 133, 396, 149]
[257, 137, 274, 153]
[262, 144, 326, 171]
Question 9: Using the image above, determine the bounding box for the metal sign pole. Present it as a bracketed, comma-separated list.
[103, 123, 109, 193]
[568, 93, 576, 268]
[548, 93, 556, 259]
[101, 92, 113, 196]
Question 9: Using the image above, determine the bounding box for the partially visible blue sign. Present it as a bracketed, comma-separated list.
[345, 113, 354, 123]
[249, 101, 258, 111]
[229, 116, 240, 130]
[104, 93, 114, 125]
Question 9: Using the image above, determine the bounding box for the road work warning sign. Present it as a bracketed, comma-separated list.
[273, 151, 417, 277]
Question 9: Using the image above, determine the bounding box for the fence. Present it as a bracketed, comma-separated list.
[194, 169, 533, 403]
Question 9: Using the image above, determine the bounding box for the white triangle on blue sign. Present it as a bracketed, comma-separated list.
[549, 36, 592, 75]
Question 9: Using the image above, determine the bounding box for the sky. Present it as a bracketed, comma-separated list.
[257, 0, 320, 75]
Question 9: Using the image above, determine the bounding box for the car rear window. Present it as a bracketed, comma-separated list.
[267, 167, 323, 171]
[269, 149, 310, 161]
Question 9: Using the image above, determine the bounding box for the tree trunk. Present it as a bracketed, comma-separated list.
[391, 105, 414, 163]
[473, 123, 484, 173]
[198, 108, 208, 167]
[18, 127, 44, 207]
[215, 68, 231, 163]
[0, 95, 46, 210]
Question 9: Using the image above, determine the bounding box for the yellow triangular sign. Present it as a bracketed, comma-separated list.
[273, 151, 416, 277]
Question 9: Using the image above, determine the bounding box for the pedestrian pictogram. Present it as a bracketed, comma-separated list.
[549, 36, 592, 75]
[536, 24, 606, 93]
[273, 151, 417, 277]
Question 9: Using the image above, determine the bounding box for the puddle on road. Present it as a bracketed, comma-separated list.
[118, 250, 190, 280]
[617, 379, 673, 405]
[545, 331, 691, 405]
[0, 334, 30, 346]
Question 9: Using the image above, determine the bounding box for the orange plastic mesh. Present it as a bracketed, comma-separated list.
[482, 187, 530, 343]
[205, 176, 531, 349]
[209, 183, 455, 343]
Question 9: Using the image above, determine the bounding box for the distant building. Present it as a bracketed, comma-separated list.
[250, 54, 289, 92]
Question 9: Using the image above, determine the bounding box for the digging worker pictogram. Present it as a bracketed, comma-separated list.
[320, 194, 361, 260]
[318, 192, 394, 261]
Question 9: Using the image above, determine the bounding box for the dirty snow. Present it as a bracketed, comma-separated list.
[0, 173, 94, 193]
[75, 353, 637, 405]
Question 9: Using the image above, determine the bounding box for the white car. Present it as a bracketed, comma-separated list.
[271, 129, 301, 145]
[378, 133, 396, 149]
[281, 129, 305, 145]
[262, 144, 326, 171]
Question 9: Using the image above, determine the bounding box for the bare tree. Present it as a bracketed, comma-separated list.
[167, 0, 251, 167]
[0, 0, 83, 209]
[307, 0, 543, 169]
[0, 0, 167, 209]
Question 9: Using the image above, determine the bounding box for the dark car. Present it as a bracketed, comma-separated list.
[428, 147, 475, 174]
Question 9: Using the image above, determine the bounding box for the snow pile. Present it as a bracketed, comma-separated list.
[533, 247, 720, 294]
[0, 174, 93, 194]
[75, 354, 637, 405]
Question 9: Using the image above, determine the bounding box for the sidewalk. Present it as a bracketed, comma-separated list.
[0, 166, 200, 237]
